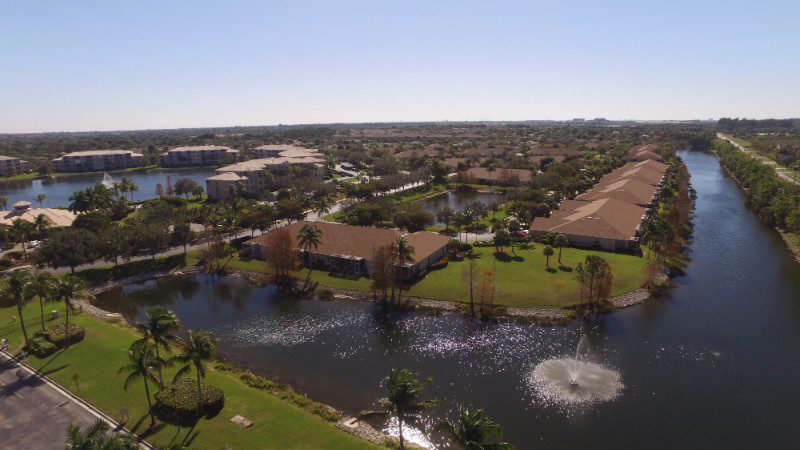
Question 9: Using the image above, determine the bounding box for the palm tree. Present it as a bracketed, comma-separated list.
[543, 245, 554, 269]
[395, 237, 415, 304]
[172, 330, 218, 418]
[360, 368, 440, 450]
[35, 193, 47, 208]
[554, 234, 569, 265]
[0, 196, 8, 210]
[65, 419, 138, 450]
[0, 269, 35, 346]
[31, 272, 57, 332]
[54, 276, 91, 348]
[118, 343, 162, 427]
[296, 224, 323, 292]
[313, 197, 334, 219]
[68, 190, 91, 214]
[134, 307, 182, 386]
[33, 213, 52, 236]
[437, 405, 512, 450]
[10, 218, 34, 259]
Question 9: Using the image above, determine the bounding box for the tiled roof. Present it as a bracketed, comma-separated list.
[530, 199, 646, 241]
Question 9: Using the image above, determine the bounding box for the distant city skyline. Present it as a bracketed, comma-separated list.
[2, 0, 799, 133]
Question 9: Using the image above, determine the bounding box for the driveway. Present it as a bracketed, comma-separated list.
[0, 351, 136, 449]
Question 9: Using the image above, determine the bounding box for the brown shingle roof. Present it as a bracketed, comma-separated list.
[602, 163, 665, 186]
[530, 147, 581, 157]
[574, 177, 658, 206]
[530, 199, 646, 241]
[462, 167, 532, 183]
[247, 221, 450, 262]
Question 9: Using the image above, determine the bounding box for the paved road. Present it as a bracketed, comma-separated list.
[717, 132, 799, 186]
[0, 351, 127, 449]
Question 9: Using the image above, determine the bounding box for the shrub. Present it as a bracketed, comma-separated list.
[316, 288, 334, 300]
[459, 242, 473, 253]
[1, 242, 14, 251]
[27, 336, 57, 357]
[428, 257, 448, 270]
[41, 323, 85, 348]
[154, 379, 225, 425]
[0, 258, 13, 269]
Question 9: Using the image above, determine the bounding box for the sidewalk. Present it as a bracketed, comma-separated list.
[717, 132, 799, 186]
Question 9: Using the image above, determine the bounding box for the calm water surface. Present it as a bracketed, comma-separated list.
[418, 191, 506, 224]
[0, 169, 214, 207]
[95, 152, 800, 448]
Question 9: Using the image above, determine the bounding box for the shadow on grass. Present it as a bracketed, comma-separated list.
[545, 267, 558, 273]
[558, 265, 573, 272]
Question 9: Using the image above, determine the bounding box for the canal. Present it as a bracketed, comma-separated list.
[95, 151, 800, 448]
[0, 168, 214, 207]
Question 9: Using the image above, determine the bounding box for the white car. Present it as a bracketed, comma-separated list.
[28, 240, 41, 248]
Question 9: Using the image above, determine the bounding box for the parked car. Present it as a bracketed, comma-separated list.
[28, 240, 41, 248]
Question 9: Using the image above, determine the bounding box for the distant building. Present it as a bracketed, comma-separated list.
[205, 172, 249, 201]
[530, 198, 647, 251]
[159, 145, 239, 168]
[0, 155, 32, 177]
[459, 167, 532, 185]
[252, 144, 321, 159]
[52, 150, 144, 173]
[207, 155, 325, 200]
[0, 201, 77, 227]
[244, 221, 451, 280]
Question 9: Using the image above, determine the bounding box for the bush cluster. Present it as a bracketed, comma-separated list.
[428, 257, 448, 270]
[39, 323, 85, 348]
[27, 336, 57, 357]
[316, 288, 334, 300]
[154, 379, 225, 425]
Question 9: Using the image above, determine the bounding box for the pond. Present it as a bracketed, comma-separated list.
[0, 168, 214, 207]
[418, 190, 506, 224]
[94, 151, 800, 448]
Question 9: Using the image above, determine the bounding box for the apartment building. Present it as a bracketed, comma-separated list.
[252, 144, 321, 159]
[159, 145, 239, 168]
[207, 155, 324, 200]
[0, 155, 32, 177]
[52, 150, 144, 173]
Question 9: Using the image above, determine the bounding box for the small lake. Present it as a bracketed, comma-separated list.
[95, 151, 800, 448]
[0, 168, 214, 207]
[418, 191, 505, 224]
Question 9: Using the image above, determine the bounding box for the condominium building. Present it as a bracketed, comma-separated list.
[252, 144, 321, 159]
[0, 155, 32, 177]
[52, 150, 144, 173]
[159, 145, 239, 168]
[207, 155, 324, 200]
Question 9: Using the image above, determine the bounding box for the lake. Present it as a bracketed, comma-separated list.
[0, 168, 214, 207]
[418, 191, 506, 224]
[94, 151, 800, 448]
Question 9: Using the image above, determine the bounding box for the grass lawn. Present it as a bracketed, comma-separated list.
[0, 171, 41, 182]
[427, 206, 508, 233]
[0, 302, 377, 449]
[192, 244, 648, 309]
[407, 245, 648, 308]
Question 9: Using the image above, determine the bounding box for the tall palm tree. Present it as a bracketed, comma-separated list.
[65, 419, 138, 450]
[395, 237, 415, 304]
[296, 224, 323, 292]
[54, 276, 91, 348]
[134, 307, 182, 386]
[33, 213, 52, 236]
[31, 272, 57, 332]
[313, 197, 334, 219]
[554, 234, 569, 265]
[437, 405, 512, 449]
[172, 330, 218, 418]
[0, 269, 35, 346]
[68, 190, 91, 214]
[35, 193, 47, 208]
[118, 343, 162, 427]
[543, 245, 554, 269]
[360, 368, 440, 450]
[10, 218, 34, 259]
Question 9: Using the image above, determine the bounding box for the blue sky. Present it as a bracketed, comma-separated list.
[2, 1, 799, 132]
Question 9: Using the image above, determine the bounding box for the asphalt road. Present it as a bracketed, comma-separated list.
[0, 351, 116, 449]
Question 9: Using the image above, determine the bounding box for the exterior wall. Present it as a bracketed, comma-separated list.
[52, 153, 143, 172]
[0, 158, 31, 177]
[206, 178, 242, 200]
[246, 241, 449, 280]
[160, 149, 238, 167]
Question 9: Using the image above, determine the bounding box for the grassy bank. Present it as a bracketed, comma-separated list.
[192, 245, 648, 309]
[0, 171, 42, 182]
[0, 302, 377, 449]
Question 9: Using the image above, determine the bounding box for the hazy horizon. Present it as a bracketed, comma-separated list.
[3, 0, 799, 133]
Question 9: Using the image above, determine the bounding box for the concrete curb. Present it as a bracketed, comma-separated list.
[0, 350, 156, 449]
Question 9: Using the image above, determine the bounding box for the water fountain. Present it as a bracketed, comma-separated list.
[101, 172, 115, 189]
[528, 335, 623, 404]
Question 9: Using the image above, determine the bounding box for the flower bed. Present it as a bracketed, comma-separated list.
[39, 323, 85, 348]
